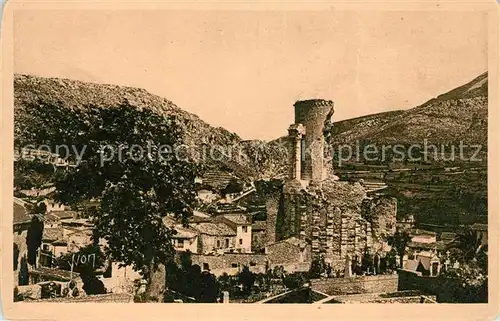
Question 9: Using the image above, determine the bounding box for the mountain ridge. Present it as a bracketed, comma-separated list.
[329, 72, 488, 149]
[14, 71, 488, 182]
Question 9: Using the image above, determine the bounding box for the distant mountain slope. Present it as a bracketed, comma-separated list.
[329, 72, 488, 148]
[13, 74, 286, 181]
[14, 74, 240, 146]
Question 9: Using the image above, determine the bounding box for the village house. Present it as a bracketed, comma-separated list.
[18, 186, 56, 198]
[39, 227, 67, 267]
[410, 229, 437, 244]
[403, 250, 441, 277]
[162, 215, 201, 253]
[406, 229, 438, 256]
[192, 222, 237, 254]
[213, 213, 252, 253]
[42, 210, 78, 229]
[43, 200, 66, 213]
[67, 229, 94, 251]
[171, 226, 199, 253]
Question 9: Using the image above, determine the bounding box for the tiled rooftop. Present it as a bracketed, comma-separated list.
[219, 213, 251, 225]
[172, 226, 198, 239]
[29, 267, 78, 281]
[13, 203, 31, 225]
[403, 259, 419, 272]
[193, 222, 236, 236]
[42, 228, 64, 241]
[47, 211, 77, 220]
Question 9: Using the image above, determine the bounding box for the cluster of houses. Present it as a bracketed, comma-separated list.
[13, 183, 309, 302]
[398, 220, 488, 277]
[14, 148, 76, 168]
[164, 206, 310, 276]
[13, 196, 141, 301]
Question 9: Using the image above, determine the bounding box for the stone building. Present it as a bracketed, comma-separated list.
[212, 213, 252, 253]
[269, 99, 397, 269]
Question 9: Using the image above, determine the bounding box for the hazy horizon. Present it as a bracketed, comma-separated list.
[14, 10, 487, 140]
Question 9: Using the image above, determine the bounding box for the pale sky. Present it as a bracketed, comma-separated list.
[14, 10, 487, 140]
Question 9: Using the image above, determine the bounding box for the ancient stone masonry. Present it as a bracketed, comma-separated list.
[293, 99, 334, 182]
[271, 99, 397, 265]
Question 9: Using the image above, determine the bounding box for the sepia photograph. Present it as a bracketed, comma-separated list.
[1, 1, 498, 320]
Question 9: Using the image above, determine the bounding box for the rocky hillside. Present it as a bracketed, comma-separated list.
[330, 72, 488, 149]
[14, 71, 488, 183]
[14, 74, 287, 181]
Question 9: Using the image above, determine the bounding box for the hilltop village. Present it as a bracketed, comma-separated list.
[13, 97, 487, 304]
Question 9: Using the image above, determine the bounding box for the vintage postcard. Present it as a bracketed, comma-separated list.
[1, 0, 499, 320]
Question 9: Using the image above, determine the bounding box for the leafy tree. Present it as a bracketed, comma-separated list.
[385, 249, 398, 271]
[437, 227, 488, 303]
[14, 158, 56, 191]
[309, 255, 326, 278]
[164, 258, 218, 302]
[272, 265, 285, 279]
[79, 265, 107, 295]
[447, 227, 485, 263]
[32, 202, 47, 215]
[238, 265, 255, 294]
[217, 272, 232, 292]
[26, 216, 44, 267]
[283, 273, 307, 289]
[179, 250, 193, 271]
[437, 260, 487, 303]
[387, 230, 411, 268]
[198, 271, 219, 302]
[19, 102, 200, 298]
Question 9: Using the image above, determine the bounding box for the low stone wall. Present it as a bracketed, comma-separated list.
[16, 284, 42, 300]
[311, 274, 398, 295]
[192, 253, 267, 275]
[191, 253, 310, 276]
[397, 269, 439, 294]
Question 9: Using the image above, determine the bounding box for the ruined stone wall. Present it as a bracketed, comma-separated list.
[304, 180, 372, 261]
[266, 241, 309, 266]
[340, 209, 373, 259]
[362, 196, 397, 243]
[251, 230, 266, 252]
[270, 179, 397, 265]
[265, 196, 279, 244]
[275, 180, 304, 241]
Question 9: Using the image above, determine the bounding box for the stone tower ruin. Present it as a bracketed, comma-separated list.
[288, 99, 334, 183]
[269, 98, 397, 269]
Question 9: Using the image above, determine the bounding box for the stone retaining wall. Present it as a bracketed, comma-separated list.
[311, 274, 398, 295]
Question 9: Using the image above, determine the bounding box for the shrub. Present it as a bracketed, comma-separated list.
[283, 273, 306, 290]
